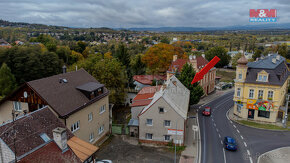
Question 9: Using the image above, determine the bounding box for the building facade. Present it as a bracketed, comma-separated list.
[233, 54, 290, 123]
[0, 69, 110, 144]
[167, 55, 216, 95]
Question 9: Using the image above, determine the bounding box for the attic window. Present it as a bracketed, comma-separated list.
[257, 71, 268, 82]
[40, 133, 50, 142]
[59, 78, 68, 83]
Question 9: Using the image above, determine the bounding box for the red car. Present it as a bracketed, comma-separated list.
[202, 107, 211, 116]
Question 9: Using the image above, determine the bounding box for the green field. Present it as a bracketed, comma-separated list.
[216, 69, 236, 82]
[237, 120, 290, 131]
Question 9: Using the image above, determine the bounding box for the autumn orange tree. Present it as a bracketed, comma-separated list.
[142, 43, 186, 73]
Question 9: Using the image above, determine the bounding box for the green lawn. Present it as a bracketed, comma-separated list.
[237, 120, 290, 131]
[216, 70, 236, 82]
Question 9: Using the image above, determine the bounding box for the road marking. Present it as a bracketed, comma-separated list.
[199, 106, 201, 109]
[230, 121, 233, 124]
[233, 125, 236, 128]
[216, 128, 219, 132]
[237, 129, 240, 133]
[240, 135, 244, 139]
[223, 148, 227, 163]
[226, 109, 230, 120]
[212, 118, 214, 122]
[218, 134, 221, 138]
[244, 142, 247, 147]
[249, 157, 253, 163]
[221, 140, 223, 145]
[214, 123, 216, 127]
[247, 150, 251, 156]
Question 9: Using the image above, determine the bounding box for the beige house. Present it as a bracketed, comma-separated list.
[233, 54, 290, 123]
[0, 69, 110, 144]
[129, 75, 190, 145]
[167, 54, 216, 96]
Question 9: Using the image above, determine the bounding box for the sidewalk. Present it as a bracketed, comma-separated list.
[179, 88, 233, 163]
[257, 147, 290, 163]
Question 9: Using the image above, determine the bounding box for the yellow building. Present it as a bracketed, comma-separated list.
[233, 54, 289, 123]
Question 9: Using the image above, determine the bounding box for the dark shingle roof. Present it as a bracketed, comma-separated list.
[247, 54, 285, 69]
[245, 55, 289, 86]
[0, 107, 74, 158]
[76, 82, 104, 92]
[27, 69, 109, 117]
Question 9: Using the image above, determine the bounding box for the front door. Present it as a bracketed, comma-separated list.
[248, 109, 255, 119]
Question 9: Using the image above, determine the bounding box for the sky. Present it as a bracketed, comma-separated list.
[0, 0, 289, 28]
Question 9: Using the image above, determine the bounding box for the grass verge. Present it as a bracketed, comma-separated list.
[237, 120, 290, 131]
[216, 69, 236, 82]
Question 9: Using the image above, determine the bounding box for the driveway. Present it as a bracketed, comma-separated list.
[96, 135, 178, 163]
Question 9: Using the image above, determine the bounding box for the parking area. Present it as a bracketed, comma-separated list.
[96, 135, 178, 163]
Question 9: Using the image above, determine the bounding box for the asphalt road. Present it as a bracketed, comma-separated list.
[198, 91, 290, 163]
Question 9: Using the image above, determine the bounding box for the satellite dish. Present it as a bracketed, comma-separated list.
[24, 91, 28, 98]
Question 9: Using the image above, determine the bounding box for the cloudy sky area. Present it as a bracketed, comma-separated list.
[0, 0, 289, 28]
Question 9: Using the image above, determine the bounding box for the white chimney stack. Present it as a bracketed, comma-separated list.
[53, 127, 68, 151]
[193, 55, 196, 60]
[276, 55, 280, 60]
[272, 58, 276, 64]
[202, 54, 205, 58]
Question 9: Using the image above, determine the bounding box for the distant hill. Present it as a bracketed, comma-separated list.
[117, 23, 290, 32]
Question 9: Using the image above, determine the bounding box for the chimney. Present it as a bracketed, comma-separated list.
[62, 65, 67, 73]
[202, 54, 205, 58]
[193, 55, 196, 60]
[173, 55, 178, 62]
[272, 58, 276, 64]
[53, 127, 68, 151]
[189, 55, 197, 70]
[276, 55, 280, 60]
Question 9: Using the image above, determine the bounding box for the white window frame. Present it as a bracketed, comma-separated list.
[146, 119, 153, 126]
[263, 76, 267, 82]
[88, 112, 93, 122]
[238, 74, 242, 80]
[249, 89, 254, 99]
[98, 125, 104, 135]
[268, 91, 274, 99]
[258, 75, 262, 81]
[145, 133, 153, 140]
[99, 105, 106, 114]
[164, 135, 171, 141]
[13, 101, 22, 111]
[237, 88, 241, 97]
[71, 121, 80, 133]
[89, 132, 94, 142]
[258, 90, 264, 99]
[164, 120, 171, 127]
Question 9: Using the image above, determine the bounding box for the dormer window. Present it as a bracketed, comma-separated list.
[257, 70, 268, 82]
[238, 74, 242, 80]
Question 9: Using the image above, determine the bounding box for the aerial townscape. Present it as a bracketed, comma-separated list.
[0, 1, 290, 163]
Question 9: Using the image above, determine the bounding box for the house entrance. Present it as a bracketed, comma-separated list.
[248, 109, 255, 119]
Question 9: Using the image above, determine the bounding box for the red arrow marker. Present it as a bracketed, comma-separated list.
[191, 56, 220, 84]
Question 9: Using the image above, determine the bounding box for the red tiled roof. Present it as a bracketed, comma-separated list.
[133, 75, 166, 85]
[168, 56, 209, 72]
[131, 86, 161, 107]
[18, 142, 81, 163]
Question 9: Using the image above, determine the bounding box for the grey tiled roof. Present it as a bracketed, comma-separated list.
[247, 53, 285, 69]
[245, 54, 289, 86]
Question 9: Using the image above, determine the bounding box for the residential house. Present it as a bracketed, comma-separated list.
[129, 75, 190, 145]
[233, 54, 290, 123]
[133, 75, 166, 91]
[167, 54, 216, 95]
[0, 69, 110, 144]
[0, 39, 11, 48]
[0, 107, 98, 163]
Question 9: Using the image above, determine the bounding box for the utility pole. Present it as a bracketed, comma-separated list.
[283, 94, 290, 128]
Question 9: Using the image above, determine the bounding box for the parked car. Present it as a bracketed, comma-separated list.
[202, 107, 211, 116]
[224, 136, 237, 151]
[96, 159, 113, 163]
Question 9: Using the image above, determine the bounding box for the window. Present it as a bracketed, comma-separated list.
[268, 91, 274, 99]
[164, 120, 171, 127]
[88, 112, 93, 122]
[98, 125, 104, 134]
[164, 135, 171, 141]
[13, 101, 21, 111]
[237, 88, 241, 97]
[159, 107, 164, 113]
[89, 132, 94, 142]
[263, 76, 267, 82]
[258, 110, 270, 118]
[238, 74, 242, 80]
[145, 133, 153, 140]
[146, 119, 153, 126]
[249, 89, 254, 99]
[258, 90, 264, 99]
[71, 121, 80, 132]
[99, 104, 106, 114]
[258, 75, 262, 81]
[40, 133, 50, 142]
